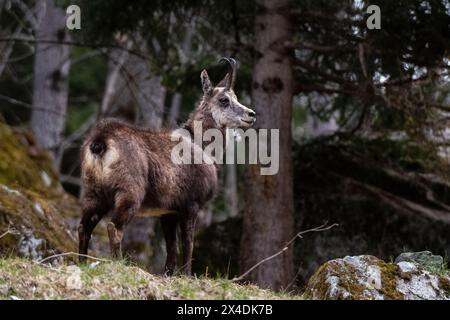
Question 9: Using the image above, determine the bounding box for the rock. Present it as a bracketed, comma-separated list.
[395, 251, 444, 270]
[65, 265, 83, 290]
[305, 255, 450, 300]
[0, 284, 8, 296]
[0, 121, 78, 259]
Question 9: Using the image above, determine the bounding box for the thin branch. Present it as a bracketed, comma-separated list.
[0, 37, 151, 61]
[59, 174, 81, 187]
[37, 252, 111, 264]
[0, 229, 12, 239]
[294, 41, 353, 53]
[0, 224, 18, 239]
[374, 72, 432, 88]
[358, 43, 368, 79]
[295, 58, 356, 85]
[0, 93, 66, 117]
[231, 222, 338, 282]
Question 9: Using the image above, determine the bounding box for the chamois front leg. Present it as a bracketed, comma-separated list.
[108, 192, 141, 260]
[78, 193, 108, 264]
[161, 214, 179, 275]
[180, 205, 198, 275]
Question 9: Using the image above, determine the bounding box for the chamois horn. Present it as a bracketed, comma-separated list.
[219, 57, 236, 90]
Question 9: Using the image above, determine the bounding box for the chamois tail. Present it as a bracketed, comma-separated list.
[89, 137, 107, 155]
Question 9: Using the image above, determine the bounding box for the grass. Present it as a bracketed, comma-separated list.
[0, 257, 302, 300]
[427, 261, 450, 277]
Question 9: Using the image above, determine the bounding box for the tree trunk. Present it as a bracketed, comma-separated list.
[225, 164, 238, 218]
[167, 92, 182, 129]
[99, 48, 129, 118]
[239, 0, 295, 290]
[31, 0, 70, 160]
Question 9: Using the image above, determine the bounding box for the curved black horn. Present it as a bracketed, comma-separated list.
[219, 57, 236, 90]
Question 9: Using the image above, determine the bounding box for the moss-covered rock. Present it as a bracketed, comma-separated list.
[0, 121, 80, 259]
[305, 254, 450, 300]
[394, 251, 444, 270]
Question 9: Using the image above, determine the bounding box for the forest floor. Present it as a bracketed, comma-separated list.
[0, 257, 302, 300]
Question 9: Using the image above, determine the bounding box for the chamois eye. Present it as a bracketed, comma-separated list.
[219, 98, 229, 107]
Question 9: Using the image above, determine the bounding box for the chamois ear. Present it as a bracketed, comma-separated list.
[216, 73, 230, 88]
[201, 69, 213, 96]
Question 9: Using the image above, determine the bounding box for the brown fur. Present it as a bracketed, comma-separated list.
[78, 60, 255, 275]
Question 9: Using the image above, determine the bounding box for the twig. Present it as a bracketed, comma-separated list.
[0, 223, 18, 240]
[0, 37, 151, 61]
[0, 229, 12, 239]
[37, 252, 111, 264]
[231, 222, 338, 282]
[285, 266, 303, 291]
[59, 174, 81, 187]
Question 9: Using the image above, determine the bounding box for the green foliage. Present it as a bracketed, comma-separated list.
[69, 48, 106, 97]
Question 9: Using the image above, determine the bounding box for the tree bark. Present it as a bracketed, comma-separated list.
[167, 92, 182, 129]
[239, 0, 295, 290]
[225, 164, 238, 218]
[31, 0, 70, 160]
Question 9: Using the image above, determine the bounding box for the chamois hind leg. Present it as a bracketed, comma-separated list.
[78, 193, 109, 264]
[108, 192, 141, 260]
[161, 214, 179, 275]
[180, 205, 198, 276]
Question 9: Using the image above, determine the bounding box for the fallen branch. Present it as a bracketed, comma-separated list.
[37, 252, 111, 264]
[231, 222, 338, 282]
[0, 224, 18, 240]
[0, 229, 12, 239]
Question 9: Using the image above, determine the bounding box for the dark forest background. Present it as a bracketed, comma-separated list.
[0, 0, 449, 291]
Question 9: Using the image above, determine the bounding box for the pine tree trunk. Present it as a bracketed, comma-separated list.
[225, 164, 238, 218]
[239, 0, 295, 290]
[31, 0, 70, 159]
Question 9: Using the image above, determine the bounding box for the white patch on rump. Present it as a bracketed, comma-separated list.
[83, 139, 120, 180]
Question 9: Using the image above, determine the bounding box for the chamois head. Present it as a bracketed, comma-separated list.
[200, 58, 256, 129]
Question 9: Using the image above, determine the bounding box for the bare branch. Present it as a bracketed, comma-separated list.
[0, 229, 12, 239]
[232, 222, 338, 282]
[0, 223, 18, 239]
[59, 174, 81, 187]
[37, 252, 111, 264]
[0, 36, 151, 61]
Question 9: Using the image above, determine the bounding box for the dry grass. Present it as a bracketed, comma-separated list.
[0, 257, 302, 300]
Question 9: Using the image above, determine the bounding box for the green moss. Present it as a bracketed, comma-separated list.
[438, 275, 450, 297]
[0, 124, 55, 194]
[0, 185, 77, 256]
[305, 261, 366, 300]
[0, 122, 80, 257]
[304, 263, 329, 299]
[377, 261, 404, 300]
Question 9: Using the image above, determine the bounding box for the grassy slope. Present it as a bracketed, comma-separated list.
[0, 258, 302, 300]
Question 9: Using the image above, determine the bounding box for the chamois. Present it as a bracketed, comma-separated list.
[78, 58, 256, 275]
